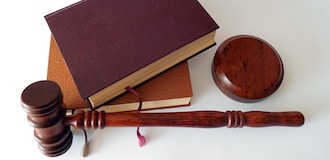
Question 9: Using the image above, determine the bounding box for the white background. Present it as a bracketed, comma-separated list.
[1, 0, 330, 159]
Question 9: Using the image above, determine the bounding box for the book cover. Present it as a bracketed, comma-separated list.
[47, 35, 193, 112]
[45, 0, 219, 107]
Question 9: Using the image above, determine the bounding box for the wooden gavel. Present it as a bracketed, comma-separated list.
[21, 80, 304, 157]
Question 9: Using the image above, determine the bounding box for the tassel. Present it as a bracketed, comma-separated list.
[125, 86, 147, 147]
[82, 140, 89, 157]
[137, 127, 146, 147]
[82, 129, 89, 157]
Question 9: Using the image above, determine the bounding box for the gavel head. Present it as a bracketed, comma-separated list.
[21, 80, 72, 157]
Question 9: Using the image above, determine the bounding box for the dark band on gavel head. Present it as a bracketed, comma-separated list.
[21, 80, 72, 157]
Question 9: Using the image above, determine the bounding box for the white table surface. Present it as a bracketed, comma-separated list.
[1, 0, 330, 159]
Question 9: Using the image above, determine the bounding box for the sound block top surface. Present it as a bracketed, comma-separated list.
[212, 35, 284, 103]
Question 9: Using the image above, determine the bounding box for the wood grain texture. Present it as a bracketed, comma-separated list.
[21, 81, 304, 157]
[212, 35, 284, 103]
[21, 81, 72, 157]
[66, 110, 304, 129]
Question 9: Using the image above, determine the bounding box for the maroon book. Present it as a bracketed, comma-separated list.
[45, 0, 219, 108]
[47, 35, 193, 112]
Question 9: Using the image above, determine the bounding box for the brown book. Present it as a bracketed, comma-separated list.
[47, 35, 193, 112]
[45, 0, 219, 108]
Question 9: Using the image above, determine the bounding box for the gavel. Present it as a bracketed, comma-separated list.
[21, 80, 304, 157]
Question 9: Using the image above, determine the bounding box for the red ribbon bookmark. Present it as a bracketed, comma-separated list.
[125, 86, 146, 147]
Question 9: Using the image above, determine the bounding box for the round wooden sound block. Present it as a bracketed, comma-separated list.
[212, 35, 284, 103]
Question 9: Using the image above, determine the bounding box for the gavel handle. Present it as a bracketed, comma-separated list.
[64, 110, 304, 129]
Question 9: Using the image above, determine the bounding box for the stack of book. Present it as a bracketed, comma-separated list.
[47, 35, 193, 112]
[45, 0, 219, 112]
